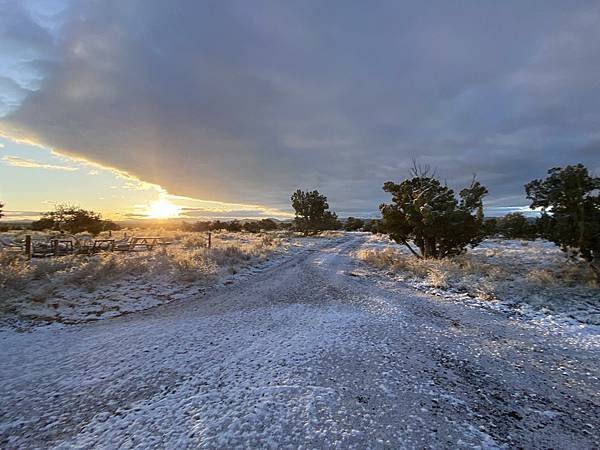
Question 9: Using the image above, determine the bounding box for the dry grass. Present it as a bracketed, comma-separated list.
[0, 229, 331, 323]
[355, 241, 598, 306]
[318, 230, 346, 239]
[0, 230, 287, 315]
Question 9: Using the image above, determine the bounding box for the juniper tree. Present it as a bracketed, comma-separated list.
[380, 167, 488, 259]
[496, 212, 537, 239]
[31, 204, 118, 235]
[344, 217, 364, 231]
[209, 220, 228, 231]
[291, 189, 339, 235]
[242, 221, 261, 233]
[321, 210, 342, 231]
[525, 164, 600, 281]
[226, 220, 242, 232]
[482, 218, 498, 237]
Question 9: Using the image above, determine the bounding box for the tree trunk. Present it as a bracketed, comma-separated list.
[424, 238, 435, 259]
[402, 240, 422, 259]
[590, 260, 600, 284]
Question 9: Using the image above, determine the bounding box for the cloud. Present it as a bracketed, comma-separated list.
[0, 0, 599, 215]
[1, 209, 43, 219]
[2, 155, 78, 171]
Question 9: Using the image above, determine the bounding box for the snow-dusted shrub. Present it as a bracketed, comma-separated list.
[259, 233, 276, 247]
[356, 247, 499, 283]
[318, 230, 345, 239]
[526, 269, 556, 286]
[0, 230, 292, 324]
[356, 237, 600, 324]
[180, 234, 210, 250]
[0, 251, 30, 290]
[427, 268, 449, 288]
[1, 230, 284, 297]
[153, 247, 218, 282]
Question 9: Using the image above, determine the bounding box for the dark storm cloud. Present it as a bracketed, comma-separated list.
[1, 0, 599, 215]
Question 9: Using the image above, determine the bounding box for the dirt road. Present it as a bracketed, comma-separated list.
[2, 235, 599, 449]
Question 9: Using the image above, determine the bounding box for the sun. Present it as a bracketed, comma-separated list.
[146, 199, 181, 219]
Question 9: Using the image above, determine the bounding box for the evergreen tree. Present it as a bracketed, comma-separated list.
[226, 220, 242, 232]
[380, 168, 488, 259]
[526, 164, 600, 281]
[344, 217, 364, 231]
[483, 218, 498, 237]
[496, 212, 537, 239]
[291, 189, 339, 235]
[31, 204, 118, 235]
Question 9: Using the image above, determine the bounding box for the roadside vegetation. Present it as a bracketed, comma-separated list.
[356, 236, 599, 326]
[371, 163, 599, 282]
[355, 163, 599, 326]
[0, 162, 598, 327]
[0, 230, 289, 324]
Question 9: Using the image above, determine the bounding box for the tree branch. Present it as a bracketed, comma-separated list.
[402, 239, 422, 259]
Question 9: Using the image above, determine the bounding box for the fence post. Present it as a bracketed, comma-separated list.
[207, 232, 212, 249]
[25, 235, 32, 258]
[53, 239, 59, 256]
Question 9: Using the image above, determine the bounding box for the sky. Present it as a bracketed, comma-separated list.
[1, 0, 599, 221]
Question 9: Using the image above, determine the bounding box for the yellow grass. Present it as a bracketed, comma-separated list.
[0, 230, 285, 302]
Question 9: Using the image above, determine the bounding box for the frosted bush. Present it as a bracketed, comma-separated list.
[0, 230, 288, 322]
[427, 268, 448, 288]
[0, 252, 30, 290]
[356, 238, 599, 323]
[526, 269, 556, 286]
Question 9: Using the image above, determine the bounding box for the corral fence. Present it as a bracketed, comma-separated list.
[6, 232, 212, 258]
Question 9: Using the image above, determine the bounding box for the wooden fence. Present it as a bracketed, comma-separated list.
[15, 232, 212, 258]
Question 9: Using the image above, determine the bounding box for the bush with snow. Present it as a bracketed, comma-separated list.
[356, 235, 600, 326]
[0, 230, 288, 325]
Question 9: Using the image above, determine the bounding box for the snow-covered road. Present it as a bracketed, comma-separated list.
[2, 235, 599, 449]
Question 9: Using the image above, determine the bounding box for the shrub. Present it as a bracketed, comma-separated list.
[181, 221, 211, 232]
[241, 219, 278, 233]
[344, 217, 364, 231]
[496, 213, 537, 239]
[209, 220, 228, 231]
[362, 219, 381, 234]
[482, 218, 498, 237]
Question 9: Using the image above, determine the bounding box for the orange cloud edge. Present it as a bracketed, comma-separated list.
[0, 129, 294, 221]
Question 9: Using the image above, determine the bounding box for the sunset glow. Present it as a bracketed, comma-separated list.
[146, 199, 181, 219]
[1, 1, 599, 218]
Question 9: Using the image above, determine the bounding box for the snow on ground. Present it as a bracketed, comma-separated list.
[356, 234, 600, 339]
[0, 231, 334, 328]
[1, 234, 599, 449]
